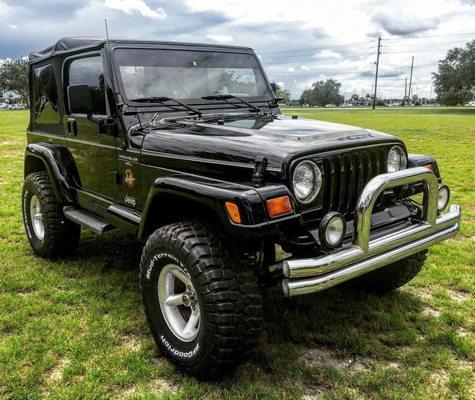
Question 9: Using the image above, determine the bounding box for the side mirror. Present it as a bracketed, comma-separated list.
[270, 82, 278, 94]
[68, 84, 93, 114]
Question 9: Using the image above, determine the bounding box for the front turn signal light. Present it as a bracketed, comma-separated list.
[225, 201, 242, 224]
[266, 196, 293, 218]
[424, 163, 434, 172]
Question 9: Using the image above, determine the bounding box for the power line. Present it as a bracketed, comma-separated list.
[257, 40, 371, 55]
[383, 32, 475, 42]
[383, 39, 474, 48]
[383, 48, 460, 54]
[261, 43, 468, 64]
[257, 33, 474, 57]
[267, 71, 395, 77]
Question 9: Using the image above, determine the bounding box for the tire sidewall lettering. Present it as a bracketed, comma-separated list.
[144, 252, 182, 282]
[142, 250, 203, 361]
[23, 189, 33, 240]
[160, 335, 200, 359]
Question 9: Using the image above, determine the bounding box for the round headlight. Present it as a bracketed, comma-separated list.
[387, 146, 407, 173]
[319, 212, 346, 248]
[292, 161, 322, 203]
[437, 184, 450, 211]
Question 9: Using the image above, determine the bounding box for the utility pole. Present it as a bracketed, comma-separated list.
[372, 36, 382, 110]
[408, 56, 414, 106]
[403, 77, 407, 106]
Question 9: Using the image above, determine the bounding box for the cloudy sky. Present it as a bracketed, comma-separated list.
[1, 0, 474, 98]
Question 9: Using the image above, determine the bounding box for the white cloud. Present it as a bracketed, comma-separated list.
[314, 49, 343, 58]
[206, 34, 234, 43]
[8, 24, 18, 29]
[2, 0, 474, 99]
[104, 0, 166, 20]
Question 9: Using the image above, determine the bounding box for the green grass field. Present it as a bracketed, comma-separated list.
[0, 108, 473, 399]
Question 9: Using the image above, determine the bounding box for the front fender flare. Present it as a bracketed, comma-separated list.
[138, 176, 299, 241]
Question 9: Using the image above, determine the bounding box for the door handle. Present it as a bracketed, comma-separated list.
[67, 118, 77, 136]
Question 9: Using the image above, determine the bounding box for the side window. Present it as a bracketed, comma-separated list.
[32, 64, 60, 125]
[68, 56, 106, 115]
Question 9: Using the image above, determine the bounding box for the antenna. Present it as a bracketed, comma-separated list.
[104, 19, 110, 41]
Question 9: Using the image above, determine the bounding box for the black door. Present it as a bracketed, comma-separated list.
[64, 54, 118, 199]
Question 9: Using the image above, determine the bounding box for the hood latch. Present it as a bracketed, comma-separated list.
[252, 156, 268, 187]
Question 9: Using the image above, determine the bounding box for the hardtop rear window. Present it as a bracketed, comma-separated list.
[31, 64, 60, 126]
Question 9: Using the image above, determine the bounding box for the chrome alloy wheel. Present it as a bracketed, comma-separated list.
[30, 195, 45, 240]
[158, 264, 201, 342]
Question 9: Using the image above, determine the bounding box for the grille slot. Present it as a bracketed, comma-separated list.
[321, 148, 388, 216]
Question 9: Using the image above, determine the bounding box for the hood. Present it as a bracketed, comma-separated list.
[140, 114, 403, 175]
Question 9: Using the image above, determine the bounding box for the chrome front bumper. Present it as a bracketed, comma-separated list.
[282, 167, 461, 297]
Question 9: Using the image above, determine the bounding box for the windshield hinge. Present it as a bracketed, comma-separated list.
[252, 156, 268, 187]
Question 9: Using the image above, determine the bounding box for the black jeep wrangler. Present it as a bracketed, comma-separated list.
[23, 37, 460, 377]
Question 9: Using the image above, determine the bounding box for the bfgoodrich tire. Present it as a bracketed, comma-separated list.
[347, 251, 427, 294]
[139, 221, 263, 378]
[22, 171, 80, 258]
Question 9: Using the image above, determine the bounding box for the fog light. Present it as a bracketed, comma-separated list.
[437, 185, 450, 211]
[319, 212, 346, 248]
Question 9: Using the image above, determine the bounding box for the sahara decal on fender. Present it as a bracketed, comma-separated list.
[124, 168, 136, 188]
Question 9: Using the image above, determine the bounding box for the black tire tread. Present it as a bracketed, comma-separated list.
[139, 220, 263, 377]
[23, 171, 80, 258]
[348, 250, 427, 293]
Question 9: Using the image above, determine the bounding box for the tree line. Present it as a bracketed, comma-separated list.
[0, 40, 473, 107]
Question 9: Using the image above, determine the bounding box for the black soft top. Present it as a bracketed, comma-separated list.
[29, 37, 253, 63]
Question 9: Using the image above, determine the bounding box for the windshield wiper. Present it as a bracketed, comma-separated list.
[267, 97, 284, 108]
[130, 96, 202, 118]
[201, 94, 262, 114]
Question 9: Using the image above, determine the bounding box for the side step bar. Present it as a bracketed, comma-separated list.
[63, 206, 114, 235]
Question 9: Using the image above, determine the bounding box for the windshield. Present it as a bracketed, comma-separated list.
[114, 48, 271, 102]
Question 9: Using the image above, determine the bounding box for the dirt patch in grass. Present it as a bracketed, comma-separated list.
[121, 335, 142, 352]
[302, 348, 370, 372]
[457, 327, 471, 337]
[44, 358, 71, 386]
[429, 370, 451, 395]
[302, 391, 324, 400]
[118, 378, 180, 399]
[448, 290, 470, 303]
[422, 306, 441, 318]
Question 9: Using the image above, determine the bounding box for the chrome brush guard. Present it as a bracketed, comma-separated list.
[281, 167, 461, 297]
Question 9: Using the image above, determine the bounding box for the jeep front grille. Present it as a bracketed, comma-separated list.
[320, 147, 389, 216]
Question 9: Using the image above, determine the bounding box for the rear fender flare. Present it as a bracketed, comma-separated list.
[24, 143, 76, 203]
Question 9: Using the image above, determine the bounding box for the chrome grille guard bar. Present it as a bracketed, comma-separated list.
[281, 167, 461, 297]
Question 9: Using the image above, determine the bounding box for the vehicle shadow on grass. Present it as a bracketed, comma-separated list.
[72, 230, 143, 273]
[65, 231, 428, 392]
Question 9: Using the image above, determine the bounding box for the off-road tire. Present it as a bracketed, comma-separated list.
[139, 221, 263, 378]
[22, 171, 80, 258]
[347, 251, 427, 294]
